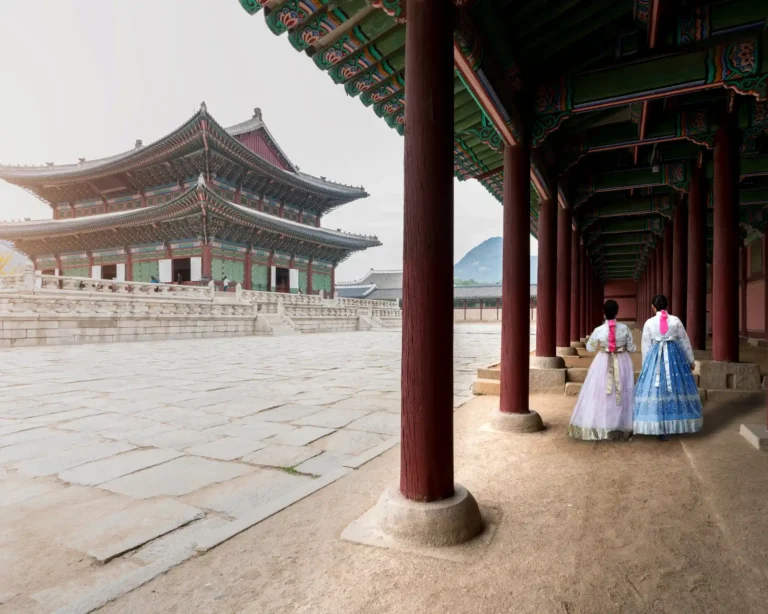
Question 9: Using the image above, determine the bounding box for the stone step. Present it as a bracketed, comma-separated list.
[477, 365, 500, 381]
[704, 389, 763, 404]
[566, 368, 588, 383]
[564, 382, 582, 396]
[472, 378, 499, 396]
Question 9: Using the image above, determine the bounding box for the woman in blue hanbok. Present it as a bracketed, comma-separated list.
[634, 294, 703, 439]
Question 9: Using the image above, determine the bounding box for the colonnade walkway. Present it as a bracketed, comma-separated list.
[98, 387, 768, 614]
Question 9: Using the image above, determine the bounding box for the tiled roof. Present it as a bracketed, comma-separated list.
[0, 180, 380, 251]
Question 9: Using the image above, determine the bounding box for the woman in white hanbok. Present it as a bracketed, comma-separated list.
[633, 294, 702, 439]
[568, 300, 636, 441]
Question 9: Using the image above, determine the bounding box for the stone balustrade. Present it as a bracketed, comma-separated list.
[241, 289, 324, 306]
[336, 297, 399, 309]
[0, 270, 402, 346]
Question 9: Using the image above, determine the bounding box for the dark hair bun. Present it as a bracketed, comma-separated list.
[603, 299, 619, 320]
[652, 294, 668, 311]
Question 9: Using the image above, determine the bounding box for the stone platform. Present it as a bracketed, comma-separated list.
[0, 271, 402, 347]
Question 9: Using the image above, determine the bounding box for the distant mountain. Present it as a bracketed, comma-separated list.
[454, 237, 537, 284]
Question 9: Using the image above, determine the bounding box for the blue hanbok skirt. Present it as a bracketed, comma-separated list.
[633, 340, 703, 435]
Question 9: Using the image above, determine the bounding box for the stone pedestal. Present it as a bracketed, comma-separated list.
[342, 484, 484, 548]
[740, 424, 768, 451]
[570, 341, 585, 349]
[530, 356, 566, 369]
[556, 346, 577, 357]
[490, 408, 544, 433]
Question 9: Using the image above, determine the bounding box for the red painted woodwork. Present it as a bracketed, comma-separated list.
[687, 168, 706, 349]
[202, 245, 212, 279]
[570, 227, 581, 342]
[235, 131, 290, 171]
[307, 259, 314, 295]
[556, 205, 571, 348]
[500, 140, 532, 416]
[663, 224, 673, 307]
[713, 119, 740, 362]
[244, 251, 252, 290]
[125, 250, 133, 282]
[536, 174, 558, 357]
[604, 280, 637, 320]
[330, 265, 335, 297]
[741, 246, 748, 336]
[579, 245, 587, 339]
[655, 245, 663, 298]
[672, 202, 687, 325]
[399, 0, 454, 503]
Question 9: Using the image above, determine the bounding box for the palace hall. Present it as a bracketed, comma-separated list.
[0, 105, 379, 294]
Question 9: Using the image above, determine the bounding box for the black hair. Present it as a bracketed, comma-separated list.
[603, 299, 619, 320]
[652, 294, 668, 311]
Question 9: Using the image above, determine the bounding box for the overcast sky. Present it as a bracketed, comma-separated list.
[0, 1, 537, 281]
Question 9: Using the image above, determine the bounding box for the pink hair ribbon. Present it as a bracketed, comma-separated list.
[608, 319, 616, 352]
[660, 310, 669, 335]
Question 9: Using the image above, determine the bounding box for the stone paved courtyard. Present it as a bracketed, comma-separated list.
[0, 324, 502, 613]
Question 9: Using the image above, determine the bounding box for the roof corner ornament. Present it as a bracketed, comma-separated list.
[253, 107, 262, 120]
[197, 173, 206, 188]
[200, 101, 208, 114]
[135, 139, 143, 149]
[46, 162, 54, 167]
[78, 158, 86, 164]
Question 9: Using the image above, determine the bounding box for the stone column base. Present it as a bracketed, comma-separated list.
[490, 408, 544, 433]
[580, 337, 588, 344]
[740, 424, 768, 451]
[570, 341, 585, 349]
[530, 356, 566, 369]
[342, 484, 484, 548]
[556, 346, 578, 357]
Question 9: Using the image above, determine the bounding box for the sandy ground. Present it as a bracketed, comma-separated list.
[99, 391, 768, 614]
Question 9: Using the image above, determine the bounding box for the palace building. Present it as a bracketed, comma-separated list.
[0, 104, 379, 294]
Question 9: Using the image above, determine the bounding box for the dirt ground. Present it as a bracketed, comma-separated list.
[99, 391, 768, 614]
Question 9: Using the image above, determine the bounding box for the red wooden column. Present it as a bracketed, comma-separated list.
[399, 0, 455, 503]
[740, 245, 748, 337]
[570, 226, 581, 344]
[330, 265, 336, 297]
[672, 201, 688, 324]
[495, 138, 545, 432]
[580, 245, 587, 339]
[244, 251, 252, 290]
[764, 232, 768, 342]
[202, 244, 212, 280]
[663, 223, 673, 306]
[535, 173, 558, 359]
[687, 166, 707, 349]
[649, 247, 657, 301]
[556, 205, 572, 353]
[307, 258, 314, 295]
[655, 244, 663, 296]
[586, 264, 592, 331]
[713, 117, 740, 362]
[499, 138, 535, 416]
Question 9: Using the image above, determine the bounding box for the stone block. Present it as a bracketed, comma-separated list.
[564, 382, 582, 396]
[740, 423, 768, 451]
[294, 451, 355, 475]
[725, 362, 763, 390]
[242, 445, 321, 468]
[59, 448, 185, 486]
[476, 364, 500, 381]
[185, 437, 265, 461]
[99, 456, 251, 498]
[695, 361, 727, 389]
[62, 498, 203, 562]
[556, 346, 578, 357]
[566, 368, 588, 383]
[747, 338, 768, 348]
[472, 379, 499, 396]
[529, 368, 567, 394]
[293, 408, 370, 429]
[705, 389, 762, 404]
[530, 356, 566, 369]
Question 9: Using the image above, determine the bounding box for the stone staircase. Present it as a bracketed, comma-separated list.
[259, 313, 298, 336]
[473, 361, 763, 403]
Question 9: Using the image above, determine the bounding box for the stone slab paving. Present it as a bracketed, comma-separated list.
[0, 325, 501, 613]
